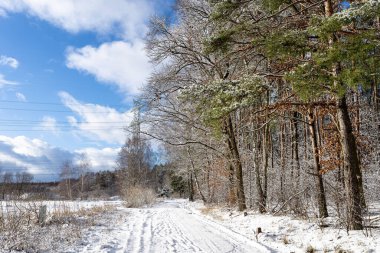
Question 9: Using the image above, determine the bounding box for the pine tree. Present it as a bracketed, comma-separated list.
[207, 0, 380, 229]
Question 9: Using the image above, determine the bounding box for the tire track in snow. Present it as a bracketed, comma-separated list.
[122, 209, 155, 253]
[164, 209, 202, 252]
[170, 208, 247, 252]
[75, 200, 272, 253]
[127, 200, 269, 252]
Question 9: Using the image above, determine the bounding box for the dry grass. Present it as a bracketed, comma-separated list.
[282, 235, 290, 245]
[49, 202, 114, 224]
[200, 206, 224, 221]
[0, 200, 116, 252]
[122, 186, 156, 208]
[200, 206, 215, 215]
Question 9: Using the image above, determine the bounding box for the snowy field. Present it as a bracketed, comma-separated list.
[0, 199, 122, 252]
[0, 199, 379, 252]
[0, 199, 121, 215]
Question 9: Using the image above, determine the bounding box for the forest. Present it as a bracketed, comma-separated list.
[124, 0, 380, 231]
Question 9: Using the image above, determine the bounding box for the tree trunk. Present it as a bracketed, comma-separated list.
[324, 0, 363, 229]
[254, 160, 266, 213]
[279, 121, 286, 202]
[308, 108, 328, 218]
[262, 93, 269, 210]
[187, 147, 207, 203]
[254, 130, 265, 213]
[206, 157, 212, 200]
[291, 112, 301, 211]
[249, 141, 253, 208]
[354, 93, 367, 209]
[81, 175, 84, 193]
[255, 123, 269, 213]
[336, 96, 363, 230]
[228, 160, 236, 206]
[66, 178, 72, 200]
[374, 82, 379, 112]
[303, 115, 309, 161]
[225, 115, 247, 211]
[188, 169, 194, 202]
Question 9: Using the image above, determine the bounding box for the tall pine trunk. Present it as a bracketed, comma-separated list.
[279, 120, 286, 202]
[224, 115, 247, 211]
[291, 112, 301, 211]
[228, 161, 236, 206]
[308, 108, 328, 218]
[336, 96, 363, 230]
[324, 0, 364, 229]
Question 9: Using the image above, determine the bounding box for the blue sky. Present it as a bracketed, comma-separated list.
[0, 0, 175, 181]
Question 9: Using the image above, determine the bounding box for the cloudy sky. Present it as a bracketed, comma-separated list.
[0, 0, 175, 181]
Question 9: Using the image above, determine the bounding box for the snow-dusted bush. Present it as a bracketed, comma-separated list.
[122, 186, 156, 208]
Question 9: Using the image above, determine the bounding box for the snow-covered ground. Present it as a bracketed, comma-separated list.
[1, 199, 379, 252]
[183, 200, 380, 253]
[67, 199, 269, 253]
[67, 199, 379, 253]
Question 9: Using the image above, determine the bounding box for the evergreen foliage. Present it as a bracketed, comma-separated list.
[182, 75, 267, 122]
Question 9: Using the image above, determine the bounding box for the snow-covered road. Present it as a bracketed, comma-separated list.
[77, 200, 270, 253]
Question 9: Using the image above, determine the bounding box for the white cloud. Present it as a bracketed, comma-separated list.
[16, 92, 27, 101]
[59, 91, 132, 145]
[66, 41, 151, 95]
[0, 135, 73, 180]
[0, 55, 19, 68]
[0, 73, 17, 87]
[0, 152, 41, 174]
[74, 147, 120, 172]
[1, 1, 157, 95]
[39, 116, 59, 133]
[0, 0, 152, 40]
[0, 135, 48, 157]
[0, 135, 119, 181]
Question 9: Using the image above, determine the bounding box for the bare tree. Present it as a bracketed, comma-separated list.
[117, 108, 154, 192]
[15, 171, 34, 197]
[59, 160, 74, 199]
[76, 153, 91, 195]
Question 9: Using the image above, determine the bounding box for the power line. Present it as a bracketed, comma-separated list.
[0, 162, 120, 167]
[0, 124, 126, 128]
[1, 162, 121, 167]
[0, 128, 126, 132]
[0, 107, 130, 114]
[0, 123, 127, 127]
[0, 99, 130, 107]
[0, 119, 128, 124]
[0, 160, 119, 164]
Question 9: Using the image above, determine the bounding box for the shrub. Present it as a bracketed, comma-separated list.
[122, 186, 156, 208]
[306, 245, 315, 253]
